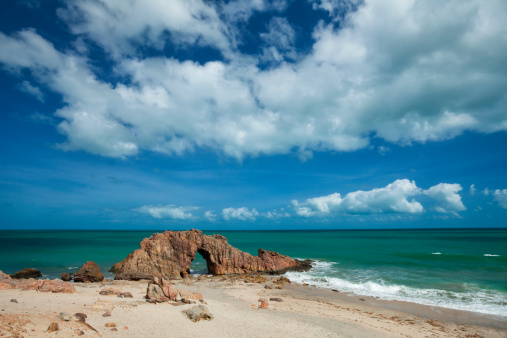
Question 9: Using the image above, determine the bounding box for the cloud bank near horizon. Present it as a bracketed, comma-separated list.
[0, 0, 506, 161]
[135, 179, 476, 222]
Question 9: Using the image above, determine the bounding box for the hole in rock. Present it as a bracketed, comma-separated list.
[190, 251, 209, 276]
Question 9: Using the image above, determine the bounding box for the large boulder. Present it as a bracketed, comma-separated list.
[74, 261, 104, 283]
[111, 229, 310, 280]
[9, 268, 42, 279]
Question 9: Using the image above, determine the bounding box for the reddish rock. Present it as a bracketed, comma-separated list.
[161, 279, 179, 301]
[111, 229, 310, 280]
[9, 268, 42, 279]
[99, 288, 121, 296]
[61, 273, 72, 281]
[74, 262, 103, 283]
[146, 283, 168, 303]
[0, 271, 75, 293]
[179, 290, 203, 302]
[47, 322, 59, 332]
[258, 298, 268, 309]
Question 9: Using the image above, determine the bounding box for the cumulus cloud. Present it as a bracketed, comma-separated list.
[57, 0, 232, 58]
[222, 207, 259, 221]
[0, 1, 506, 160]
[423, 183, 466, 213]
[493, 189, 507, 208]
[137, 205, 198, 219]
[293, 179, 424, 216]
[292, 179, 470, 217]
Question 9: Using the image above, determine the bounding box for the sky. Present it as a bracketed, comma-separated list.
[0, 0, 506, 230]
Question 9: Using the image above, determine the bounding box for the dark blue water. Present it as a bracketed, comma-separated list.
[0, 229, 505, 316]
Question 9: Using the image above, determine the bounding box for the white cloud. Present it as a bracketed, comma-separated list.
[470, 184, 476, 195]
[423, 183, 466, 213]
[293, 179, 423, 216]
[137, 204, 198, 219]
[222, 207, 259, 221]
[17, 80, 44, 101]
[260, 17, 297, 63]
[493, 189, 507, 209]
[204, 210, 217, 221]
[0, 1, 506, 160]
[57, 0, 232, 58]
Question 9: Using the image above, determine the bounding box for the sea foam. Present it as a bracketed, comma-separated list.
[284, 260, 507, 317]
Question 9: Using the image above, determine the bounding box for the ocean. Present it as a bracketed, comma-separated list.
[0, 229, 506, 317]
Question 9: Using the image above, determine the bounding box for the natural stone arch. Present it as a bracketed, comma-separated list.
[111, 229, 310, 280]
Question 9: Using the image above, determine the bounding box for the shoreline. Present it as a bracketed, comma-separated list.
[1, 275, 505, 337]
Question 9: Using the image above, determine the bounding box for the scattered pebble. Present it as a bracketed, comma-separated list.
[102, 311, 111, 317]
[10, 299, 17, 303]
[105, 322, 116, 328]
[269, 297, 283, 302]
[58, 312, 70, 321]
[258, 298, 268, 308]
[47, 322, 59, 332]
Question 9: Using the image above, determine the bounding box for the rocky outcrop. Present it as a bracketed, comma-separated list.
[9, 268, 42, 279]
[74, 261, 104, 283]
[111, 229, 311, 280]
[0, 270, 75, 293]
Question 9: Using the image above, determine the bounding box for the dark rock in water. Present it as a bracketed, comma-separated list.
[61, 273, 72, 281]
[61, 272, 73, 281]
[9, 268, 42, 279]
[74, 261, 103, 283]
[111, 229, 312, 280]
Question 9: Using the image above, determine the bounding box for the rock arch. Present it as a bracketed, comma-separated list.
[111, 229, 310, 280]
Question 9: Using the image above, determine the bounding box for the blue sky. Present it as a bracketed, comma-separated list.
[0, 0, 506, 230]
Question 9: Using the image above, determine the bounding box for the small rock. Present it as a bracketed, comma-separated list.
[47, 322, 59, 332]
[119, 292, 133, 298]
[105, 322, 116, 328]
[184, 305, 214, 322]
[269, 297, 283, 302]
[73, 313, 87, 322]
[102, 311, 111, 317]
[74, 261, 104, 283]
[331, 289, 339, 292]
[123, 326, 128, 330]
[58, 312, 70, 321]
[76, 330, 85, 336]
[10, 299, 17, 303]
[61, 273, 72, 281]
[264, 285, 273, 289]
[111, 328, 118, 331]
[359, 298, 365, 301]
[258, 298, 268, 308]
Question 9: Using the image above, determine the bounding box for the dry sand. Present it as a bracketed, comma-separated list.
[1, 276, 506, 337]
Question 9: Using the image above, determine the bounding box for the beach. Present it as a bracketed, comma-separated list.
[1, 275, 506, 337]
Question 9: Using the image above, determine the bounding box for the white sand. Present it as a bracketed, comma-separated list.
[1, 277, 506, 337]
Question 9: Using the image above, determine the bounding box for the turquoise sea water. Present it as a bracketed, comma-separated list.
[0, 229, 506, 316]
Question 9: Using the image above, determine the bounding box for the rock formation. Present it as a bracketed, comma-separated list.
[9, 268, 42, 279]
[0, 270, 75, 293]
[111, 229, 311, 280]
[74, 261, 104, 283]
